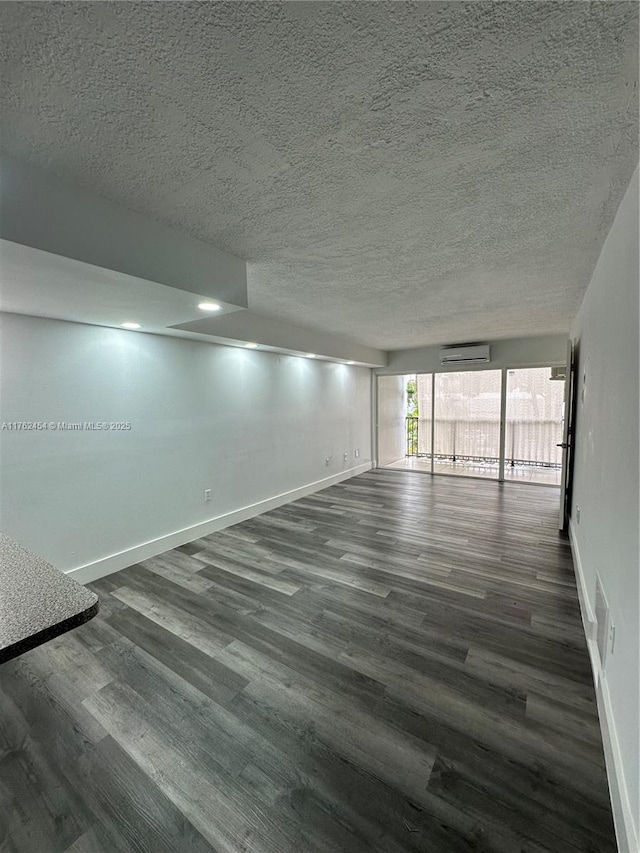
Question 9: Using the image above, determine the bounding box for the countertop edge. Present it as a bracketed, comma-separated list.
[0, 597, 100, 665]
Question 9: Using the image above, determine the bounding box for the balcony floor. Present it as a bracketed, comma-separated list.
[386, 456, 562, 486]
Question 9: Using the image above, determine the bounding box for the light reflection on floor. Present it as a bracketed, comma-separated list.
[385, 456, 561, 486]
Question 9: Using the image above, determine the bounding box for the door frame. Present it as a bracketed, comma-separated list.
[559, 340, 577, 530]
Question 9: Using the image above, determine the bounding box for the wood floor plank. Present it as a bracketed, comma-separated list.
[0, 470, 616, 851]
[194, 550, 302, 596]
[110, 583, 234, 654]
[0, 689, 88, 853]
[82, 680, 300, 853]
[79, 734, 218, 853]
[104, 607, 248, 707]
[137, 555, 216, 593]
[219, 639, 437, 810]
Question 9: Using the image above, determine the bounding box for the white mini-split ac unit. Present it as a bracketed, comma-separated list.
[439, 344, 491, 365]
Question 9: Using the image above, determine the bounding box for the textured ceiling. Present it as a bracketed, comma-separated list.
[1, 1, 638, 350]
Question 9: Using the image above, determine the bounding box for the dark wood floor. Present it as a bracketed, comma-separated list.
[0, 470, 615, 852]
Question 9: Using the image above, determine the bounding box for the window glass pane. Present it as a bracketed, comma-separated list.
[505, 368, 564, 485]
[434, 370, 502, 479]
[416, 374, 432, 458]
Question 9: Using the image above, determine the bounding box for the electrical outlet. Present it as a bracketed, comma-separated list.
[609, 623, 616, 655]
[325, 456, 331, 466]
[204, 489, 212, 502]
[354, 448, 360, 458]
[576, 506, 580, 523]
[343, 452, 348, 463]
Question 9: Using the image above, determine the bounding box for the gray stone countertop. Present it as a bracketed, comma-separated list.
[0, 533, 99, 663]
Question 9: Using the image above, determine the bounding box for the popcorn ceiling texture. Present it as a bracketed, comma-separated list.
[1, 1, 637, 349]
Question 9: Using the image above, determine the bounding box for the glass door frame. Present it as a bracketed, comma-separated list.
[498, 369, 508, 481]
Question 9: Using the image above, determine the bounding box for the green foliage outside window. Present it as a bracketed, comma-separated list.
[406, 378, 418, 455]
[406, 379, 418, 416]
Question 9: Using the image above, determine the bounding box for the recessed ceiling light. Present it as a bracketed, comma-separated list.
[120, 322, 142, 330]
[305, 353, 316, 358]
[245, 342, 258, 349]
[346, 360, 356, 365]
[198, 302, 221, 311]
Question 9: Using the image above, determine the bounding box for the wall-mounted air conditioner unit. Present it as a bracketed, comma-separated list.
[439, 344, 491, 365]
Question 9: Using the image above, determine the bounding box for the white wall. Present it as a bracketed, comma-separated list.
[0, 314, 372, 578]
[376, 374, 406, 467]
[377, 333, 567, 375]
[570, 167, 639, 853]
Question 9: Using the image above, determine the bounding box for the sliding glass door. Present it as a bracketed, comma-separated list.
[505, 368, 564, 485]
[379, 365, 565, 486]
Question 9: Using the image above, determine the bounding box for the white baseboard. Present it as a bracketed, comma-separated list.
[568, 520, 597, 649]
[597, 673, 639, 853]
[568, 521, 638, 853]
[66, 461, 373, 585]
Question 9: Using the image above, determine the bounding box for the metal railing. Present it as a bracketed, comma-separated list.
[406, 416, 419, 457]
[406, 417, 562, 468]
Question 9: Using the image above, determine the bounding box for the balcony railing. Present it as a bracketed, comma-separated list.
[406, 417, 562, 468]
